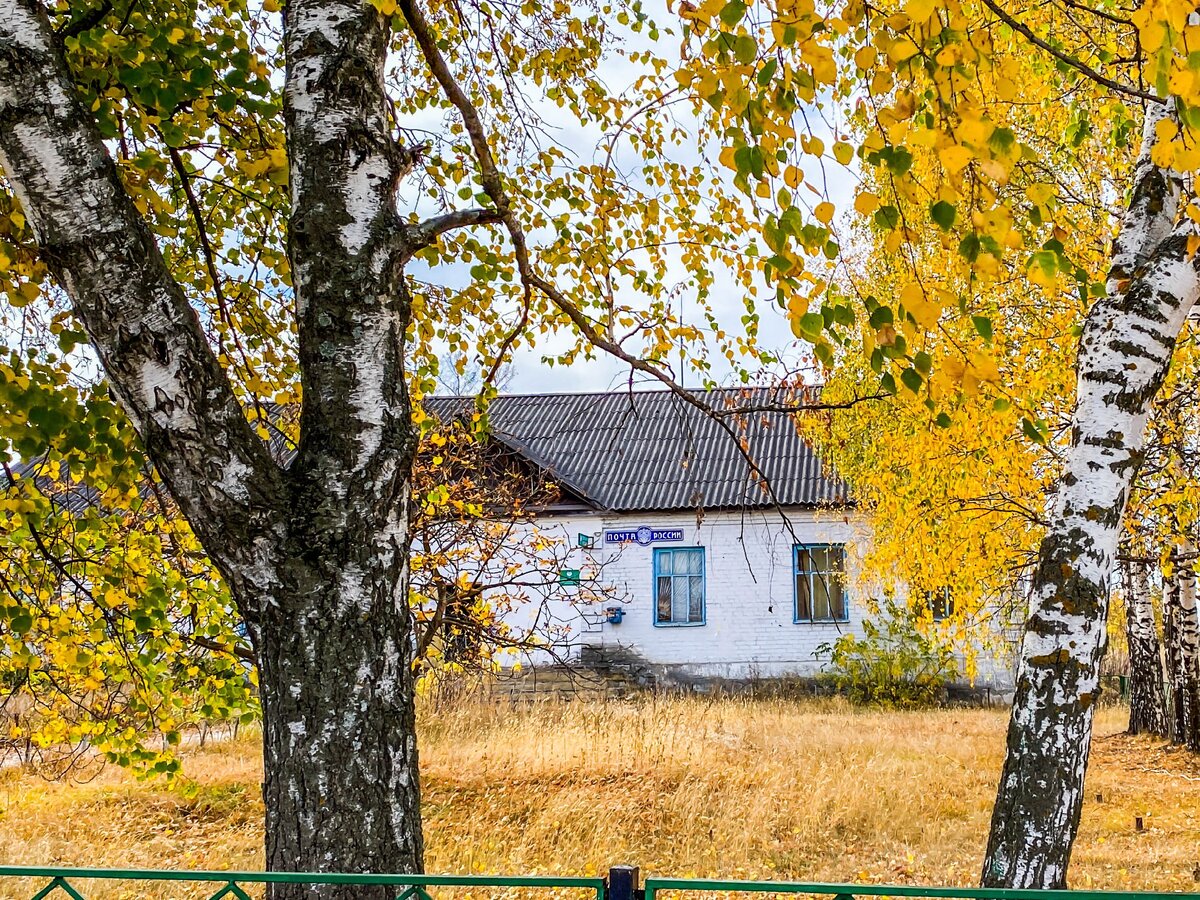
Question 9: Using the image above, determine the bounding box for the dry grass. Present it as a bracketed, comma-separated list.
[0, 697, 1196, 898]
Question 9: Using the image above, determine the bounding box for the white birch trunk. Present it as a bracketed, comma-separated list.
[1122, 558, 1168, 737]
[0, 0, 485, 889]
[982, 100, 1199, 887]
[1164, 545, 1200, 749]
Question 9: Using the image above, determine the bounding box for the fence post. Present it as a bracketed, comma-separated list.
[607, 866, 640, 900]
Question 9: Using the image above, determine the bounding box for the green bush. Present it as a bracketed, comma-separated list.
[815, 601, 959, 708]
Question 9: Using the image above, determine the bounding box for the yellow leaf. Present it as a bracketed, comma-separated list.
[1151, 140, 1176, 169]
[1140, 21, 1166, 53]
[832, 142, 854, 165]
[968, 351, 1000, 383]
[888, 38, 919, 64]
[853, 191, 879, 215]
[814, 201, 835, 224]
[939, 144, 973, 174]
[900, 281, 941, 330]
[904, 0, 935, 21]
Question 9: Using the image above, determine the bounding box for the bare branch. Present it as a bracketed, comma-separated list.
[405, 206, 505, 254]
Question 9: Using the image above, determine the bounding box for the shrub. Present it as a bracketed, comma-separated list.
[815, 602, 959, 708]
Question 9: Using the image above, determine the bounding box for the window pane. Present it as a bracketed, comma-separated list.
[673, 551, 692, 575]
[796, 547, 810, 575]
[813, 572, 832, 620]
[796, 574, 811, 620]
[688, 575, 704, 622]
[672, 576, 687, 623]
[809, 546, 830, 573]
[686, 550, 703, 575]
[830, 582, 846, 620]
[831, 546, 845, 573]
[657, 576, 672, 623]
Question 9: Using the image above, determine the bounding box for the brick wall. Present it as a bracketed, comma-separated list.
[488, 507, 1018, 693]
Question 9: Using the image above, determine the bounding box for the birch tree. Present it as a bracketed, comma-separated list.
[0, 0, 778, 887]
[1163, 545, 1200, 748]
[1121, 558, 1169, 737]
[675, 0, 1200, 885]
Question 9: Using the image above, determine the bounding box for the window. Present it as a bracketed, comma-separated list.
[921, 587, 955, 621]
[654, 547, 705, 625]
[794, 544, 848, 622]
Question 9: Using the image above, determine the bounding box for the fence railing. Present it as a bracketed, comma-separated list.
[641, 876, 1194, 900]
[0, 866, 1192, 900]
[0, 868, 605, 900]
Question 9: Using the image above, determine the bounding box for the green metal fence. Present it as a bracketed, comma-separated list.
[0, 866, 1193, 900]
[0, 867, 605, 900]
[642, 877, 1194, 900]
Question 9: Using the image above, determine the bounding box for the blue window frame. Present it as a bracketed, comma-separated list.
[654, 547, 705, 625]
[794, 544, 848, 623]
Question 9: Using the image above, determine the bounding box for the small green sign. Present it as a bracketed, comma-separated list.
[559, 568, 581, 586]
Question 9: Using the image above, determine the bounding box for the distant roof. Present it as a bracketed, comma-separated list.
[426, 388, 848, 512]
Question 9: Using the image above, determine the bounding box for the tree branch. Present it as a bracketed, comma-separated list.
[397, 0, 878, 524]
[190, 634, 257, 663]
[980, 0, 1161, 104]
[56, 0, 112, 38]
[0, 0, 287, 610]
[405, 206, 505, 254]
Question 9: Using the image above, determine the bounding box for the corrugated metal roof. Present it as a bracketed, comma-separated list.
[7, 390, 848, 516]
[426, 387, 848, 512]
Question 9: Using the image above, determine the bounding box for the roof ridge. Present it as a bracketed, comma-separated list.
[425, 384, 823, 402]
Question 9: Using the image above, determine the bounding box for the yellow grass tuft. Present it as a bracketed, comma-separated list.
[0, 698, 1195, 898]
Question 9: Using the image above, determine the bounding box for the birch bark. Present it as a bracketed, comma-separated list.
[1164, 546, 1200, 750]
[0, 0, 453, 890]
[982, 99, 1198, 887]
[1122, 559, 1168, 737]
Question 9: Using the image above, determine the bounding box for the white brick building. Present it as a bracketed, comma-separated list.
[428, 388, 1018, 693]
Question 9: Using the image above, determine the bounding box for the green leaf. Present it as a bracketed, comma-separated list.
[900, 367, 922, 394]
[719, 0, 747, 27]
[972, 315, 993, 341]
[799, 312, 824, 335]
[929, 200, 956, 231]
[733, 34, 758, 65]
[756, 57, 778, 86]
[1021, 416, 1046, 444]
[874, 206, 901, 230]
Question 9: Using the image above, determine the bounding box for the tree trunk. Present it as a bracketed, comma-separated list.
[1122, 559, 1168, 737]
[258, 563, 423, 891]
[1, 0, 439, 889]
[981, 100, 1198, 888]
[1163, 547, 1200, 750]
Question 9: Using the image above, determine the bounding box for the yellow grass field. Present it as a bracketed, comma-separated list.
[0, 697, 1196, 899]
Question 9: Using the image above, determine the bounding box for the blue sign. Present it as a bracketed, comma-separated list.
[604, 526, 685, 546]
